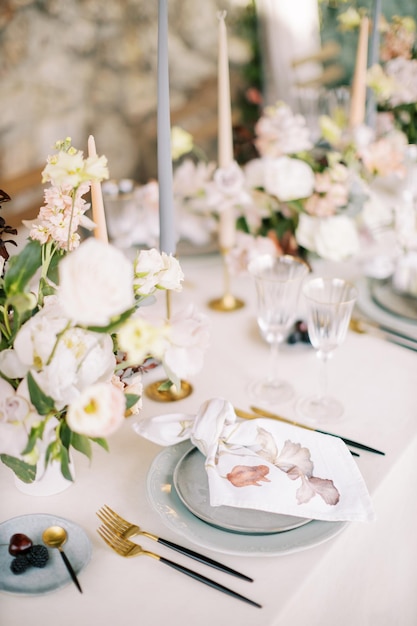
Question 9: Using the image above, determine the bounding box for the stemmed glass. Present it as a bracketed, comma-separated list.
[296, 277, 357, 422]
[248, 254, 309, 404]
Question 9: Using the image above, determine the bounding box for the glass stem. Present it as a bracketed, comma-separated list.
[268, 340, 281, 384]
[317, 351, 329, 400]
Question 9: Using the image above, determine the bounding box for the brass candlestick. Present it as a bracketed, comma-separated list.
[144, 290, 193, 402]
[208, 250, 244, 312]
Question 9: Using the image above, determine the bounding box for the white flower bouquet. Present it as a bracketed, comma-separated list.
[0, 139, 209, 484]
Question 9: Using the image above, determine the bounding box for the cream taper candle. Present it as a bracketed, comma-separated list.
[157, 0, 176, 255]
[217, 11, 235, 250]
[88, 135, 108, 243]
[349, 16, 369, 129]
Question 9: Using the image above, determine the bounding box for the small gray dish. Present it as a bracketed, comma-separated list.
[0, 513, 91, 595]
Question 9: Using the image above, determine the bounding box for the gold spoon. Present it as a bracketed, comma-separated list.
[42, 526, 82, 593]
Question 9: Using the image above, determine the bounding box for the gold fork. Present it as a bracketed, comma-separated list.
[96, 505, 252, 581]
[97, 525, 261, 608]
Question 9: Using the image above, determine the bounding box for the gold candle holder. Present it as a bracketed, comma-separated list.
[145, 379, 193, 402]
[144, 290, 193, 402]
[208, 250, 244, 312]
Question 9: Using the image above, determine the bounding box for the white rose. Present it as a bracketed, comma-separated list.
[156, 253, 184, 291]
[264, 157, 315, 202]
[58, 238, 134, 326]
[243, 158, 266, 188]
[296, 214, 360, 261]
[134, 248, 184, 295]
[66, 382, 126, 437]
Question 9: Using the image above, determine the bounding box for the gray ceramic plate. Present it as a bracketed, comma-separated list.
[0, 514, 91, 595]
[146, 442, 347, 557]
[173, 446, 311, 534]
[356, 278, 417, 340]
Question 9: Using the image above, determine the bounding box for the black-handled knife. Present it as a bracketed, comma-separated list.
[157, 556, 261, 608]
[248, 406, 385, 456]
[156, 537, 253, 582]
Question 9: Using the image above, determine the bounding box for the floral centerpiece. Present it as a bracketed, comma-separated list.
[221, 101, 406, 266]
[0, 139, 209, 484]
[366, 14, 417, 144]
[110, 94, 410, 269]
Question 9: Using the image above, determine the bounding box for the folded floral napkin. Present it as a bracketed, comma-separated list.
[134, 397, 375, 522]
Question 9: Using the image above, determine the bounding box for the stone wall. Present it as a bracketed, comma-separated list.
[0, 0, 252, 219]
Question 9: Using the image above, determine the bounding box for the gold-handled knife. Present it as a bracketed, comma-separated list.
[245, 406, 385, 456]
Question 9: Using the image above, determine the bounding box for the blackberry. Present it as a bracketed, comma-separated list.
[10, 554, 30, 575]
[287, 320, 311, 345]
[26, 544, 49, 568]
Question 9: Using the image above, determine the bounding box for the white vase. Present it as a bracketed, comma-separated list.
[14, 458, 75, 497]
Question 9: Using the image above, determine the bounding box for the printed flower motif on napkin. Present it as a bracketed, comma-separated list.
[226, 428, 341, 507]
[134, 397, 375, 523]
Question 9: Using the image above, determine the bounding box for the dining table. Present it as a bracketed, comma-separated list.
[1, 233, 417, 626]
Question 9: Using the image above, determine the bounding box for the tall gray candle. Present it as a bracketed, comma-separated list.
[157, 0, 176, 255]
[366, 0, 381, 128]
[368, 0, 381, 67]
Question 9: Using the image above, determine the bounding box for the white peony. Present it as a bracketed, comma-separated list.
[296, 214, 360, 261]
[263, 157, 315, 202]
[58, 238, 134, 326]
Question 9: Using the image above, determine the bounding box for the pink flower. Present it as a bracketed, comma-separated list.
[226, 231, 278, 275]
[254, 102, 312, 157]
[66, 382, 126, 438]
[359, 136, 406, 178]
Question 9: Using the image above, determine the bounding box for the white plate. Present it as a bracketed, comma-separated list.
[173, 446, 311, 534]
[146, 442, 347, 557]
[0, 514, 91, 595]
[356, 278, 417, 341]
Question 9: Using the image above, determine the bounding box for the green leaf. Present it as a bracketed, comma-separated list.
[59, 447, 74, 482]
[158, 380, 173, 391]
[86, 306, 136, 334]
[236, 215, 250, 234]
[21, 422, 46, 455]
[71, 432, 92, 460]
[46, 249, 62, 285]
[59, 421, 72, 449]
[38, 276, 56, 301]
[91, 437, 109, 452]
[27, 371, 56, 416]
[6, 292, 37, 318]
[45, 442, 55, 466]
[4, 240, 42, 296]
[0, 454, 37, 483]
[125, 393, 140, 410]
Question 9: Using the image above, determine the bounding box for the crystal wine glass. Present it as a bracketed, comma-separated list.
[248, 254, 309, 404]
[296, 277, 357, 422]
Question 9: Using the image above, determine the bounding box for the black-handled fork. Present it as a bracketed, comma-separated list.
[97, 525, 261, 609]
[96, 505, 253, 582]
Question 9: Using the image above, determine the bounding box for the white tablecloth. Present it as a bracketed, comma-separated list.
[2, 250, 417, 626]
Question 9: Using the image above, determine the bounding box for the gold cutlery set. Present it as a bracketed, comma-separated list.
[96, 505, 261, 609]
[96, 408, 384, 607]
